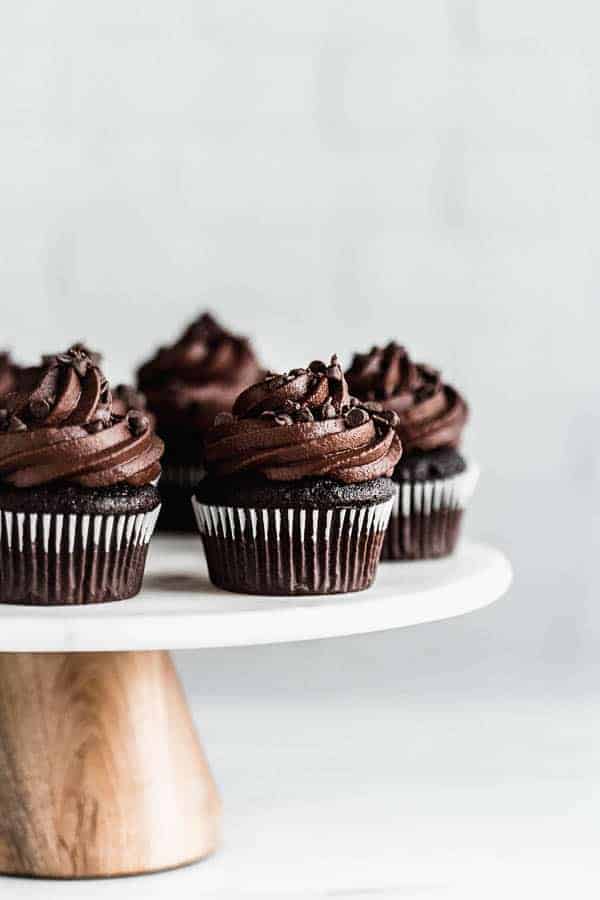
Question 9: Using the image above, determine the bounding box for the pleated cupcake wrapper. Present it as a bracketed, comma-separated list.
[191, 497, 394, 595]
[0, 506, 161, 605]
[383, 462, 480, 561]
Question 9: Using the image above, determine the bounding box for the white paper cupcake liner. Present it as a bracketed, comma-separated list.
[191, 497, 394, 595]
[383, 461, 480, 561]
[0, 506, 161, 605]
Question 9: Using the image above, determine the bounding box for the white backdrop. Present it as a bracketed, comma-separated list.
[0, 3, 597, 895]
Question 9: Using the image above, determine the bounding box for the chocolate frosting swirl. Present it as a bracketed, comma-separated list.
[204, 356, 402, 484]
[0, 347, 163, 488]
[345, 342, 468, 452]
[137, 313, 263, 434]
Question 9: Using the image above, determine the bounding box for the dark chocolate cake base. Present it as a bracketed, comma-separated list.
[192, 476, 395, 596]
[0, 484, 161, 605]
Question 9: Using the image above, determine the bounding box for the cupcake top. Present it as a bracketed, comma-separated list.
[0, 346, 163, 489]
[204, 355, 402, 484]
[345, 342, 468, 452]
[137, 312, 263, 434]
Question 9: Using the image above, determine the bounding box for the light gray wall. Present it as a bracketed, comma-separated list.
[0, 2, 596, 696]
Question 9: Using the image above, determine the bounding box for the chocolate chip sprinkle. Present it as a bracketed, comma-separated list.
[127, 410, 149, 436]
[380, 409, 400, 428]
[345, 406, 370, 428]
[274, 413, 294, 426]
[29, 398, 52, 420]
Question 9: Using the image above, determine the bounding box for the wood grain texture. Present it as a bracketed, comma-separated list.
[0, 651, 220, 877]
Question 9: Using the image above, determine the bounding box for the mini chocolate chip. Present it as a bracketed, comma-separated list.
[296, 407, 314, 423]
[127, 410, 149, 436]
[7, 416, 27, 433]
[86, 419, 105, 434]
[213, 412, 234, 426]
[381, 409, 400, 428]
[29, 398, 51, 419]
[260, 410, 276, 419]
[282, 399, 300, 413]
[288, 368, 306, 377]
[308, 360, 327, 374]
[326, 360, 343, 381]
[345, 406, 370, 428]
[56, 353, 72, 365]
[349, 397, 360, 407]
[320, 400, 337, 420]
[274, 414, 294, 426]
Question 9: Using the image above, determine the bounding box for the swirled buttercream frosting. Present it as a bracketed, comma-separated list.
[137, 312, 262, 433]
[204, 356, 402, 484]
[0, 346, 163, 488]
[345, 343, 468, 452]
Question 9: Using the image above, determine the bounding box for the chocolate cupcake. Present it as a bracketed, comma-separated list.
[192, 356, 401, 595]
[0, 346, 164, 605]
[346, 343, 478, 560]
[138, 312, 263, 532]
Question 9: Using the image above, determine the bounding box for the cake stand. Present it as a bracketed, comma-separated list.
[0, 535, 512, 880]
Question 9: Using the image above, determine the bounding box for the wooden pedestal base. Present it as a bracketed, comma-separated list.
[0, 651, 220, 878]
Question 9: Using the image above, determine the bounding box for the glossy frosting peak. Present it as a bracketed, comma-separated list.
[0, 347, 163, 488]
[137, 313, 262, 433]
[345, 342, 468, 451]
[204, 356, 402, 484]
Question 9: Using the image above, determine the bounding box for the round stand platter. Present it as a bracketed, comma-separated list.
[0, 535, 512, 879]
